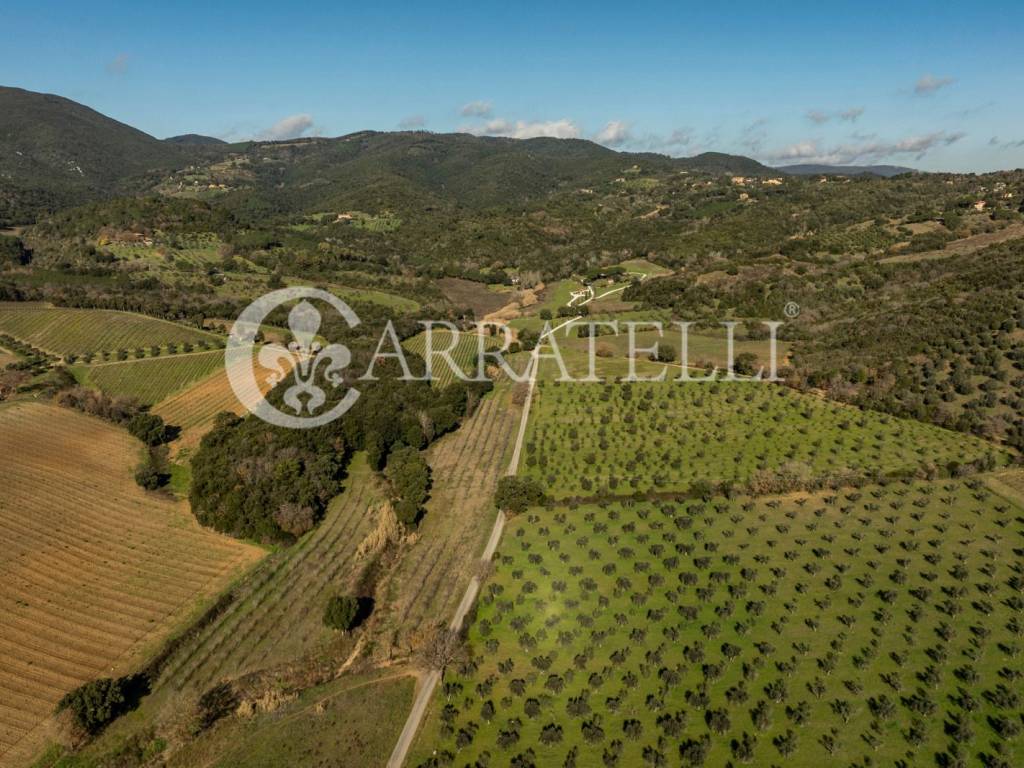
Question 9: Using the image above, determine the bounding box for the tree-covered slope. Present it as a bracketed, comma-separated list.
[0, 87, 225, 223]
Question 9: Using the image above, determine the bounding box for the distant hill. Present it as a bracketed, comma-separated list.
[681, 152, 775, 176]
[777, 163, 916, 177]
[0, 86, 770, 223]
[214, 131, 774, 213]
[164, 133, 227, 146]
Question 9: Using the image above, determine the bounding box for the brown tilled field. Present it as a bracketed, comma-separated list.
[153, 353, 286, 453]
[0, 402, 262, 766]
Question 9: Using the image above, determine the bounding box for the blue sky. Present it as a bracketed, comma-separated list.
[4, 1, 1024, 171]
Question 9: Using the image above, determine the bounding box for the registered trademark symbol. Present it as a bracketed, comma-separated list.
[783, 301, 801, 319]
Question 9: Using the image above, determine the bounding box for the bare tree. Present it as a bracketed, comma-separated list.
[418, 626, 467, 677]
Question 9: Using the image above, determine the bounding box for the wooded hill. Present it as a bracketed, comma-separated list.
[0, 86, 771, 225]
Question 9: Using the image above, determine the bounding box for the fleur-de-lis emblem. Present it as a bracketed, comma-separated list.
[258, 300, 351, 415]
[227, 287, 360, 429]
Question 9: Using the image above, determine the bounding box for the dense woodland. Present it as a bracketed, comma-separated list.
[190, 364, 492, 541]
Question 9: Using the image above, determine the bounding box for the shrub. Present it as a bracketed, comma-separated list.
[135, 461, 163, 490]
[650, 343, 677, 363]
[495, 476, 546, 515]
[273, 502, 317, 537]
[192, 681, 238, 734]
[127, 413, 167, 446]
[323, 595, 360, 631]
[134, 446, 169, 490]
[386, 444, 431, 525]
[56, 678, 127, 735]
[733, 352, 760, 376]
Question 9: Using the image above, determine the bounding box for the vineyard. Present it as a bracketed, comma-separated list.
[403, 329, 499, 388]
[76, 350, 225, 405]
[522, 381, 1005, 499]
[154, 454, 385, 696]
[413, 479, 1024, 767]
[376, 384, 521, 650]
[0, 303, 217, 357]
[0, 402, 261, 767]
[153, 352, 290, 451]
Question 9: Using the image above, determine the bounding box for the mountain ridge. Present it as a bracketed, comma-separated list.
[1, 85, 771, 224]
[777, 163, 917, 177]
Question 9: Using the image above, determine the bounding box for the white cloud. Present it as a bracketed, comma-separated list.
[770, 130, 965, 165]
[739, 118, 769, 153]
[594, 120, 632, 147]
[257, 114, 316, 141]
[398, 115, 426, 130]
[106, 53, 130, 75]
[806, 107, 864, 124]
[914, 74, 955, 95]
[462, 117, 581, 140]
[629, 127, 694, 156]
[460, 100, 493, 118]
[772, 140, 823, 162]
[664, 128, 694, 148]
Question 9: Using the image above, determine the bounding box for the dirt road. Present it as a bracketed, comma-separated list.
[385, 282, 630, 767]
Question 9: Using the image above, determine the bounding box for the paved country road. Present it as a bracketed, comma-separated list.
[385, 280, 633, 767]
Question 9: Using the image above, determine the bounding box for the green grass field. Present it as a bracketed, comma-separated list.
[413, 479, 1024, 767]
[75, 350, 225, 405]
[522, 381, 1005, 499]
[165, 670, 414, 768]
[284, 277, 421, 312]
[618, 257, 673, 278]
[0, 303, 218, 357]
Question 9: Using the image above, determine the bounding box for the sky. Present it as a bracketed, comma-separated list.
[4, 1, 1024, 172]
